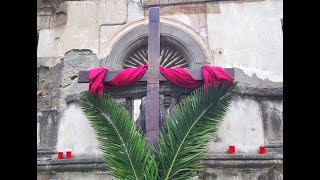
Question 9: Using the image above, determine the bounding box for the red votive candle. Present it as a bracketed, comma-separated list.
[57, 152, 63, 160]
[66, 151, 72, 159]
[259, 146, 266, 154]
[229, 146, 235, 154]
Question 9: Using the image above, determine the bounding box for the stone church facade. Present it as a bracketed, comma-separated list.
[37, 0, 283, 179]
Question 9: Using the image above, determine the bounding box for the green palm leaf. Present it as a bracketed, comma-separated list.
[155, 83, 236, 180]
[80, 92, 159, 180]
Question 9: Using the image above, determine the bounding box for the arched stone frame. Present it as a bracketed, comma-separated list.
[100, 18, 213, 69]
[100, 18, 214, 128]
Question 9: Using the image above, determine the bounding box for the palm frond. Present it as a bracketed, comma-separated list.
[155, 83, 236, 180]
[80, 92, 158, 180]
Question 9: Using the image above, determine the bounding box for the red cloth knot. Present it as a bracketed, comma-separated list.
[89, 67, 107, 95]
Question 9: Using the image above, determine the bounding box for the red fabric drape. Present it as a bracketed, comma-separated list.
[201, 66, 233, 88]
[106, 65, 148, 88]
[159, 66, 202, 88]
[88, 65, 148, 94]
[160, 66, 233, 89]
[88, 65, 233, 94]
[89, 67, 107, 94]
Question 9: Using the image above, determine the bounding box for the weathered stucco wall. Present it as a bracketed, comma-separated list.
[38, 0, 283, 82]
[37, 0, 283, 179]
[57, 104, 102, 157]
[37, 0, 146, 68]
[207, 96, 265, 154]
[207, 0, 283, 82]
[37, 0, 128, 67]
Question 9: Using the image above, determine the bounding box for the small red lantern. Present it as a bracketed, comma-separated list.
[57, 152, 63, 160]
[229, 146, 235, 154]
[259, 146, 266, 154]
[66, 151, 72, 159]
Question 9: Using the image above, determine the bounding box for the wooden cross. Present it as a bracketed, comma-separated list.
[78, 7, 234, 146]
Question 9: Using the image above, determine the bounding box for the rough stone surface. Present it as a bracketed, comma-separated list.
[37, 49, 99, 111]
[37, 50, 95, 109]
[37, 15, 51, 30]
[37, 155, 282, 179]
[260, 100, 283, 145]
[37, 66, 49, 92]
[37, 154, 282, 171]
[61, 49, 99, 88]
[233, 68, 283, 99]
[37, 62, 62, 111]
[199, 167, 282, 180]
[37, 172, 114, 180]
[266, 166, 283, 180]
[59, 49, 99, 109]
[234, 68, 282, 87]
[37, 57, 62, 68]
[204, 154, 283, 169]
[38, 110, 60, 149]
[37, 4, 54, 31]
[38, 158, 107, 173]
[235, 86, 283, 99]
[65, 93, 81, 105]
[65, 91, 89, 106]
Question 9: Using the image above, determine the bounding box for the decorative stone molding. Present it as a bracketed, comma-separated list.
[100, 18, 213, 70]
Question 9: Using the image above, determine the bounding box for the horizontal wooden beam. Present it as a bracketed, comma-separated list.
[78, 68, 235, 83]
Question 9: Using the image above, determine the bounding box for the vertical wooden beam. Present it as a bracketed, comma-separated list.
[146, 7, 160, 146]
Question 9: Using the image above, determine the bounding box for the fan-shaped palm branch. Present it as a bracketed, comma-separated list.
[80, 92, 159, 180]
[155, 83, 236, 180]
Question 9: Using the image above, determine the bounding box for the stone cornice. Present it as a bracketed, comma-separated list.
[37, 154, 283, 173]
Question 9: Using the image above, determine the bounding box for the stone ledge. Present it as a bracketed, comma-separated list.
[234, 86, 283, 99]
[204, 154, 283, 169]
[37, 158, 107, 172]
[205, 154, 283, 160]
[37, 154, 282, 172]
[37, 147, 56, 158]
[265, 144, 283, 154]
